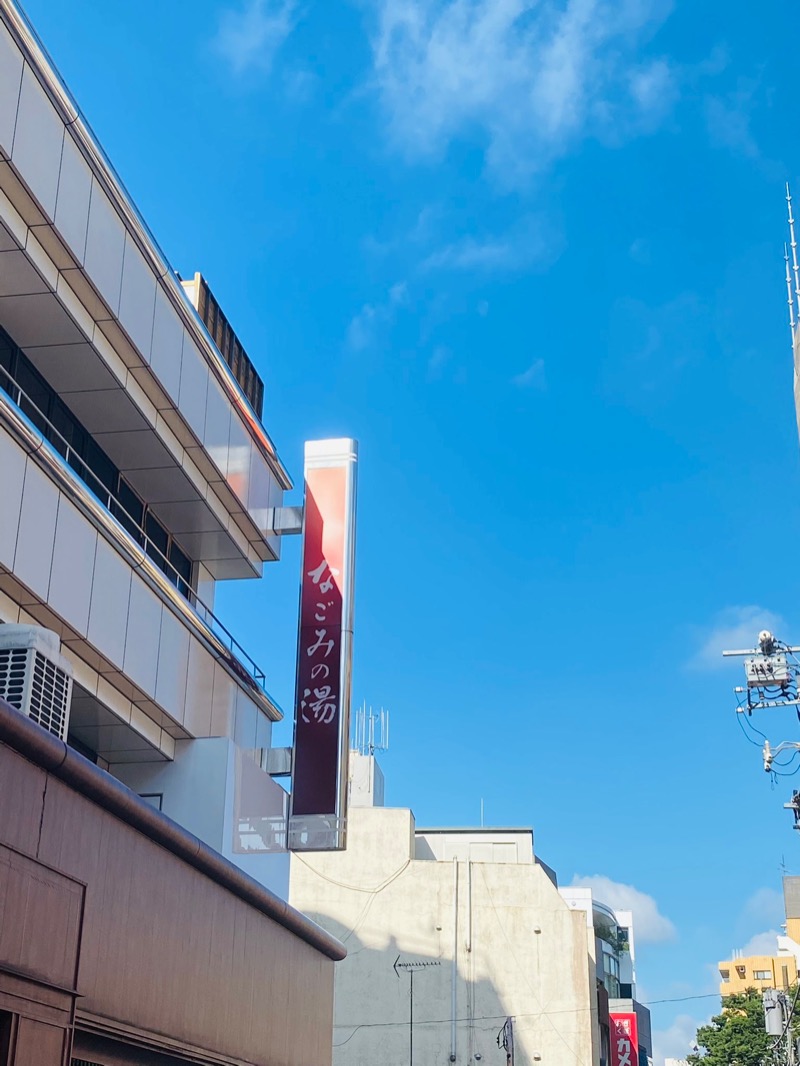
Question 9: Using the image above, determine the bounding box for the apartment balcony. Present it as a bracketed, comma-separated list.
[0, 384, 280, 763]
[0, 4, 292, 580]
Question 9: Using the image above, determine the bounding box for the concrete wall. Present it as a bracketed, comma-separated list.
[290, 806, 599, 1066]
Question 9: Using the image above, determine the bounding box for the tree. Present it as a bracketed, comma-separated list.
[688, 989, 771, 1066]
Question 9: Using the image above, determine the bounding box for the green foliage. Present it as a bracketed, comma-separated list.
[688, 989, 771, 1066]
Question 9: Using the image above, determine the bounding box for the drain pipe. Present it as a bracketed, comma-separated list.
[450, 858, 458, 1063]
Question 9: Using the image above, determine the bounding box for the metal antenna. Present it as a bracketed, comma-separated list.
[787, 184, 800, 324]
[786, 243, 796, 336]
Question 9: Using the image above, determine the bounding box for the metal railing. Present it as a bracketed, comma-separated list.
[0, 362, 267, 692]
[6, 0, 290, 483]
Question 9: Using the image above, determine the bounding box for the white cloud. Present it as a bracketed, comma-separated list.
[689, 606, 784, 672]
[652, 1013, 705, 1066]
[511, 358, 546, 389]
[570, 874, 676, 943]
[346, 280, 409, 350]
[739, 929, 780, 956]
[741, 886, 784, 930]
[368, 0, 678, 187]
[214, 0, 297, 77]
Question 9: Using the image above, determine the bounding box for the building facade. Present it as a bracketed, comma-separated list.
[0, 0, 295, 893]
[0, 0, 349, 1062]
[290, 753, 651, 1066]
[0, 698, 344, 1066]
[717, 876, 800, 995]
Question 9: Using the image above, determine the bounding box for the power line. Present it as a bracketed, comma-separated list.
[332, 991, 722, 1033]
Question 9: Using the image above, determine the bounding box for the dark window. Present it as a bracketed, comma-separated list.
[81, 436, 116, 500]
[169, 540, 192, 597]
[144, 510, 169, 566]
[0, 325, 196, 600]
[0, 1011, 12, 1066]
[15, 356, 51, 435]
[67, 733, 99, 764]
[114, 479, 145, 543]
[50, 397, 78, 459]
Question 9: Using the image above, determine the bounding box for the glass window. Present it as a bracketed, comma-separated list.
[754, 970, 772, 980]
[144, 510, 169, 564]
[114, 479, 145, 543]
[0, 326, 196, 602]
[169, 540, 192, 596]
[81, 436, 117, 500]
[15, 357, 51, 435]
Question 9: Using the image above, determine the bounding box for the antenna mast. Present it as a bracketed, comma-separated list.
[785, 243, 796, 336]
[787, 184, 800, 329]
[352, 702, 390, 755]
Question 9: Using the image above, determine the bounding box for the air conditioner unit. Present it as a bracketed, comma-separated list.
[0, 625, 73, 741]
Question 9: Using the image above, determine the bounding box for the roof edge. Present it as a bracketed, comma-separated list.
[0, 700, 345, 962]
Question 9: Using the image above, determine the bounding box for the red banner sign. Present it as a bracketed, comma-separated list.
[610, 1013, 639, 1066]
[290, 440, 357, 849]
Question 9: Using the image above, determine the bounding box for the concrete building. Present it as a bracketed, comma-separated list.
[0, 0, 347, 1061]
[718, 876, 800, 995]
[561, 888, 652, 1066]
[0, 698, 344, 1066]
[0, 0, 296, 894]
[290, 753, 652, 1066]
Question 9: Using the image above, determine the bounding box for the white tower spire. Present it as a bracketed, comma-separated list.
[786, 243, 796, 337]
[786, 184, 800, 328]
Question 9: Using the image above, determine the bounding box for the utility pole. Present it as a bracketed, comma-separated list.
[723, 630, 800, 831]
[764, 988, 797, 1065]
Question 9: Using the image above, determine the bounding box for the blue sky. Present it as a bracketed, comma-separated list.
[22, 0, 800, 1059]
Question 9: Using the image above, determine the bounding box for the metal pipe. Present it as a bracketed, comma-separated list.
[451, 858, 458, 1063]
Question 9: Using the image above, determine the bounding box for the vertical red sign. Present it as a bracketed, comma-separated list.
[610, 1013, 639, 1066]
[290, 440, 357, 850]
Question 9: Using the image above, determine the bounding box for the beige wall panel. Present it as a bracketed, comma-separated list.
[0, 22, 23, 158]
[11, 66, 63, 217]
[0, 425, 25, 568]
[13, 459, 58, 600]
[25, 773, 334, 1066]
[0, 744, 46, 853]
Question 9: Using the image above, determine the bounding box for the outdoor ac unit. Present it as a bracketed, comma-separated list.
[0, 625, 73, 741]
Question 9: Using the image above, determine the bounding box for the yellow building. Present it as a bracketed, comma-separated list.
[718, 882, 800, 995]
[718, 953, 798, 995]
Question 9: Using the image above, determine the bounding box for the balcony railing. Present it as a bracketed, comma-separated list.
[0, 362, 268, 694]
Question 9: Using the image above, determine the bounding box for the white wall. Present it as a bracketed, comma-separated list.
[290, 806, 599, 1066]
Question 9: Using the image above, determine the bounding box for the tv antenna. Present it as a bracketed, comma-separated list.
[352, 702, 390, 755]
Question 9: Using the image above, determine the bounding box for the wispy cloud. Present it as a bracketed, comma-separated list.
[346, 281, 409, 351]
[705, 77, 760, 159]
[652, 1013, 705, 1065]
[368, 0, 679, 187]
[422, 214, 558, 273]
[688, 606, 784, 672]
[214, 0, 297, 77]
[427, 344, 452, 379]
[511, 358, 546, 389]
[570, 874, 676, 943]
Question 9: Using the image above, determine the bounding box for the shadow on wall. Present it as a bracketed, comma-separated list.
[300, 916, 555, 1066]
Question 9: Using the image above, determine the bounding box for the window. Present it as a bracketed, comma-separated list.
[754, 970, 772, 981]
[0, 1012, 11, 1066]
[0, 325, 195, 600]
[720, 969, 730, 981]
